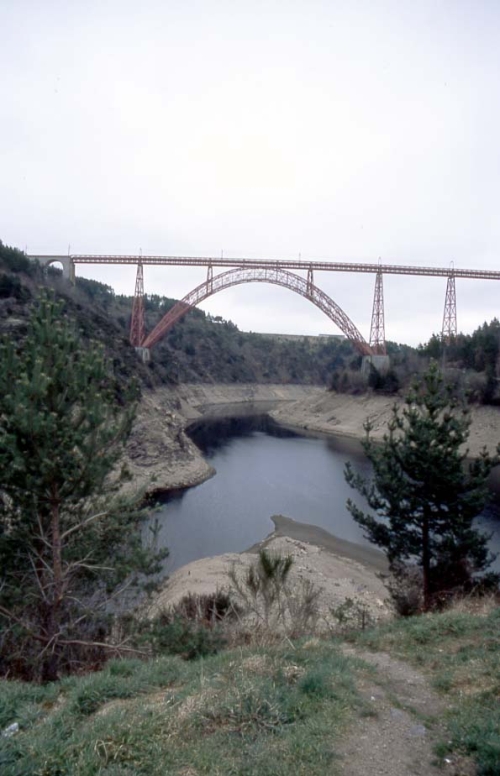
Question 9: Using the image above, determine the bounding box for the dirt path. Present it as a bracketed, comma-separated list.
[338, 647, 476, 776]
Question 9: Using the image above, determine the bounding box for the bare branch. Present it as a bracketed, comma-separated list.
[56, 638, 147, 657]
[60, 511, 109, 542]
[28, 556, 52, 601]
[35, 518, 52, 549]
[0, 603, 45, 640]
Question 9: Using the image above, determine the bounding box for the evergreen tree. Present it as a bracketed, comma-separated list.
[0, 296, 165, 680]
[345, 362, 499, 610]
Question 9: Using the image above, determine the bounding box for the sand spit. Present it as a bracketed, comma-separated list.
[151, 515, 391, 626]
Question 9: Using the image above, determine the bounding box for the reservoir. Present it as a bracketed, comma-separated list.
[153, 413, 500, 575]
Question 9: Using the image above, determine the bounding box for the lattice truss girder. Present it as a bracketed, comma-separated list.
[63, 253, 500, 281]
[130, 261, 145, 347]
[142, 266, 373, 355]
[369, 271, 386, 355]
[442, 274, 457, 341]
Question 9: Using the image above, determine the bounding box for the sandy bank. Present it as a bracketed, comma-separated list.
[262, 514, 388, 573]
[151, 515, 391, 625]
[269, 390, 500, 459]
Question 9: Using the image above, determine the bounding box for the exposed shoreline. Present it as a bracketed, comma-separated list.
[268, 390, 500, 460]
[150, 515, 391, 624]
[123, 384, 323, 497]
[125, 383, 500, 498]
[259, 514, 388, 573]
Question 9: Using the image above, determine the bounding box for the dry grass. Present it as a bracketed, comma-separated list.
[445, 591, 499, 616]
[239, 654, 273, 675]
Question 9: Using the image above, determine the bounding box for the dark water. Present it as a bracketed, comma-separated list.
[151, 415, 500, 574]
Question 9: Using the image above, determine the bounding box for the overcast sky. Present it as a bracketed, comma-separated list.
[2, 0, 500, 346]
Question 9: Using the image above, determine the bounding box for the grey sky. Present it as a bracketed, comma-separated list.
[1, 0, 500, 346]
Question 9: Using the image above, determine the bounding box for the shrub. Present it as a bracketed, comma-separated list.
[138, 592, 236, 660]
[329, 597, 375, 631]
[384, 564, 423, 617]
[0, 273, 31, 301]
[228, 550, 320, 638]
[146, 616, 226, 660]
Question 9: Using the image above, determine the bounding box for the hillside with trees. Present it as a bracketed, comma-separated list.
[0, 240, 364, 388]
[420, 321, 500, 404]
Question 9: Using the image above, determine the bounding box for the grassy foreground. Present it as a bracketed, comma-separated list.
[0, 640, 360, 776]
[1, 604, 499, 775]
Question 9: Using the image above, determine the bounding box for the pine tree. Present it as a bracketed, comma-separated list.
[0, 296, 165, 680]
[345, 362, 499, 610]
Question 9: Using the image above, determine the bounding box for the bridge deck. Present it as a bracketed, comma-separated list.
[30, 255, 500, 280]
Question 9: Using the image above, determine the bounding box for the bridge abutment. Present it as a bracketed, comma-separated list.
[35, 256, 76, 283]
[362, 354, 391, 375]
[134, 347, 150, 363]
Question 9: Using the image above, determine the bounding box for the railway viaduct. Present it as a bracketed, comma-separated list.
[31, 253, 500, 363]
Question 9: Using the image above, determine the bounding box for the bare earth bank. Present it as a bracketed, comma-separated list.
[123, 383, 323, 496]
[150, 515, 391, 624]
[269, 389, 500, 459]
[126, 384, 500, 498]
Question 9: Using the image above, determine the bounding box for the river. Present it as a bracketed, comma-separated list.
[152, 412, 500, 575]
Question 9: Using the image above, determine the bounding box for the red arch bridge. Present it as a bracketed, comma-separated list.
[30, 253, 500, 358]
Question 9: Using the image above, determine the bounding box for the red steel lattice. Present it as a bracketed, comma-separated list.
[369, 270, 386, 355]
[30, 254, 500, 351]
[129, 260, 145, 347]
[442, 274, 457, 342]
[141, 266, 373, 355]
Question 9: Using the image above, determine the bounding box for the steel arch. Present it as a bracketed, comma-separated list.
[142, 267, 372, 355]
